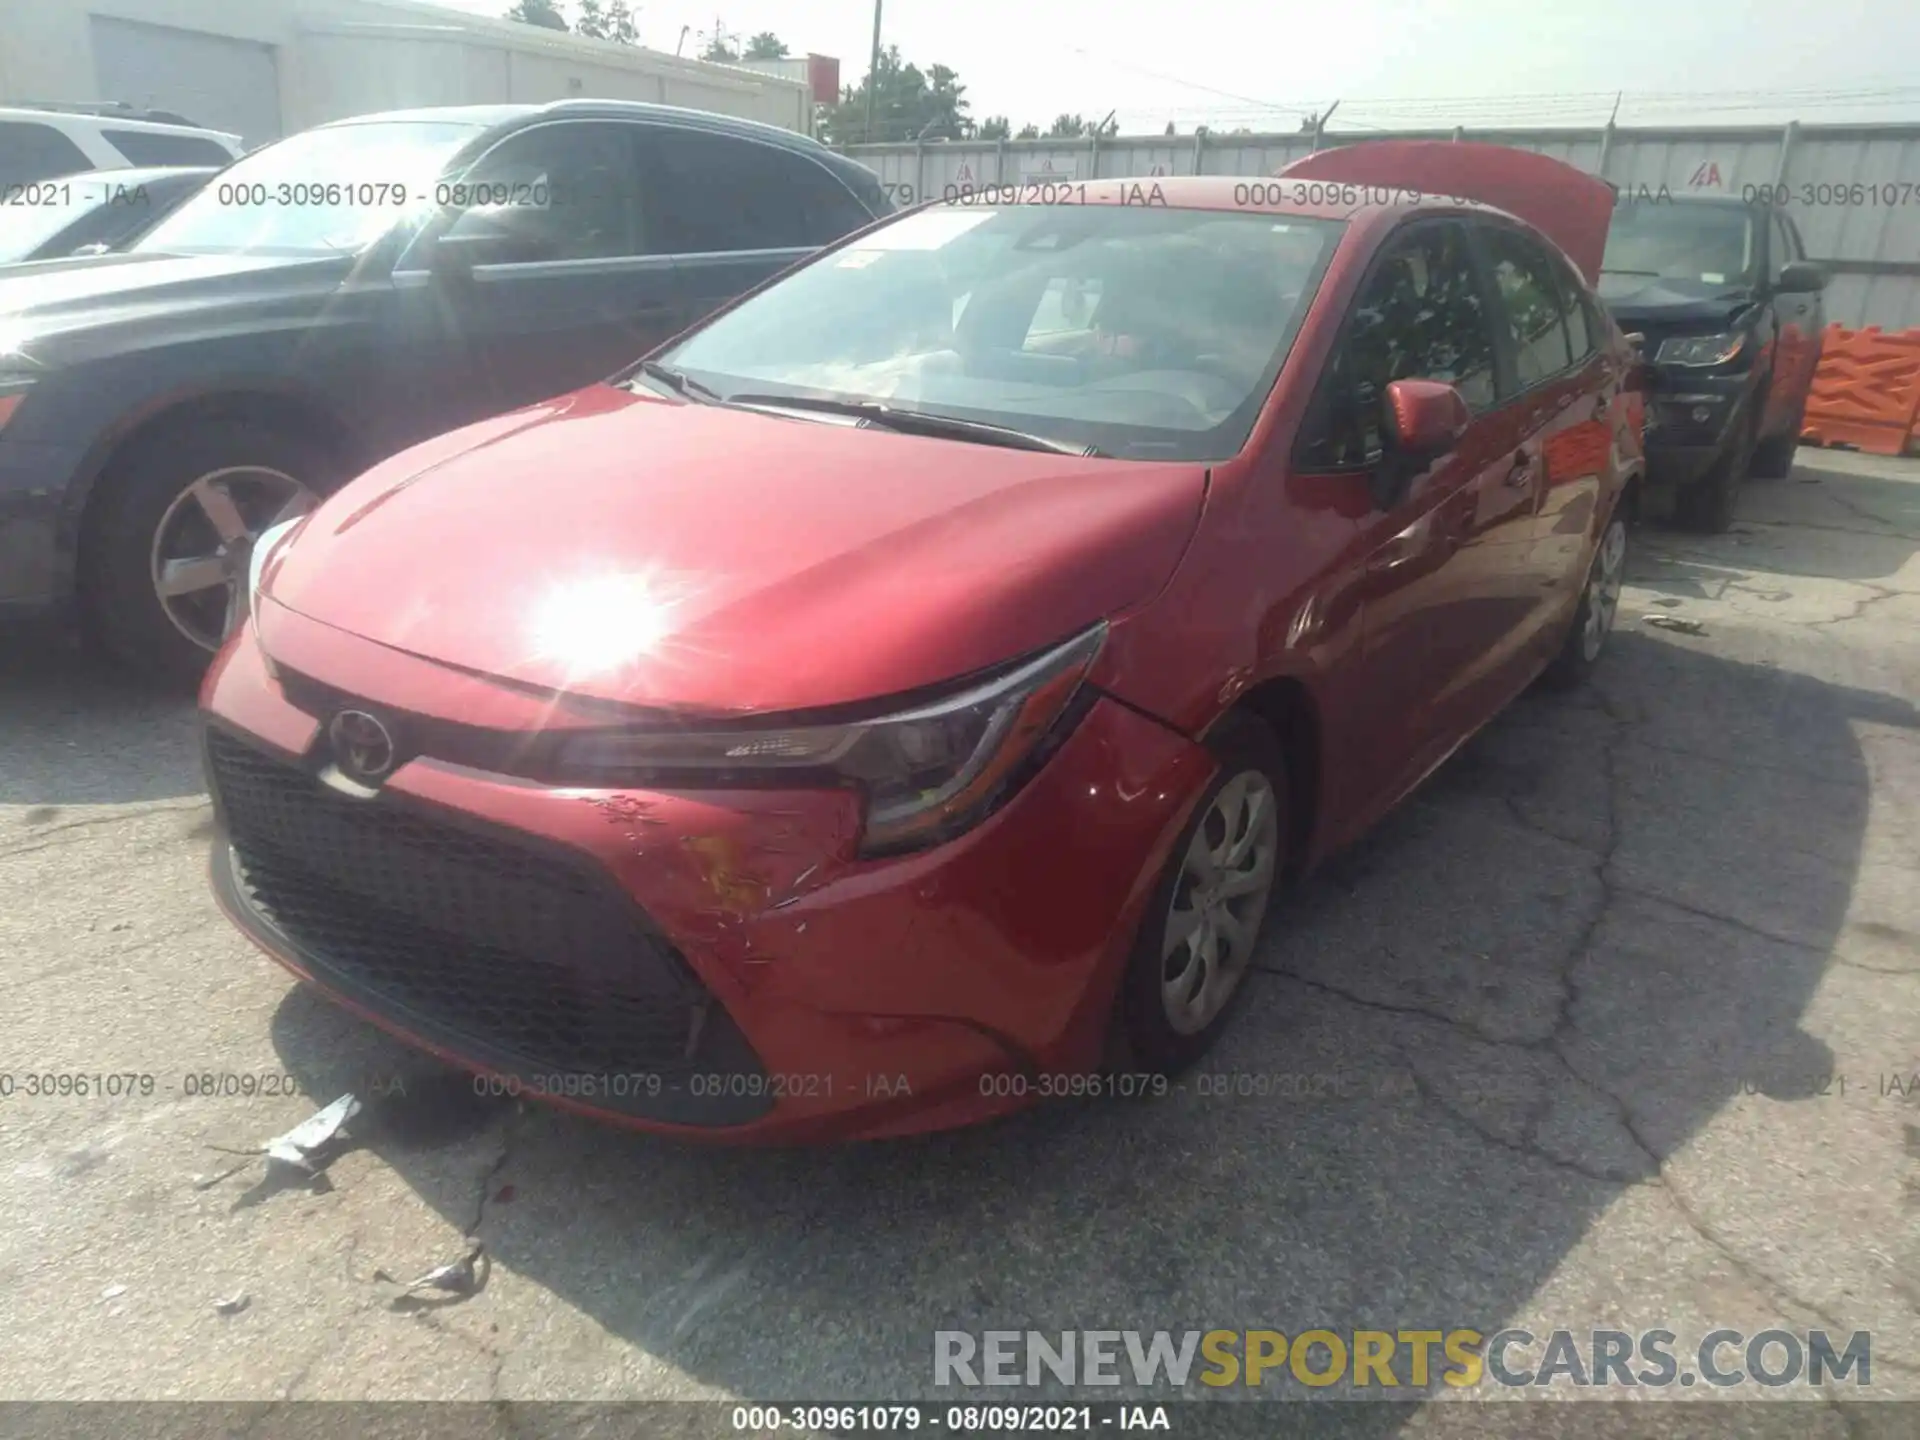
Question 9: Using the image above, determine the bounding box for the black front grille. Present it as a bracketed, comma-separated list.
[205, 727, 769, 1123]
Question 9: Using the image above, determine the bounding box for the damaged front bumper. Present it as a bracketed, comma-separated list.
[200, 616, 1212, 1144]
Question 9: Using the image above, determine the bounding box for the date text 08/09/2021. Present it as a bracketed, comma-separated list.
[727, 1404, 1169, 1433]
[875, 180, 1460, 209]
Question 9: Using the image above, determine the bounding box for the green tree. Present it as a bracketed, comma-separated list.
[1046, 114, 1087, 139]
[979, 115, 1011, 140]
[504, 0, 568, 30]
[1015, 123, 1040, 140]
[700, 25, 738, 61]
[1164, 120, 1176, 136]
[744, 32, 788, 59]
[821, 45, 972, 143]
[575, 0, 638, 42]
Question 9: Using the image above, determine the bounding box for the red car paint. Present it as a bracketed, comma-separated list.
[201, 156, 1640, 1143]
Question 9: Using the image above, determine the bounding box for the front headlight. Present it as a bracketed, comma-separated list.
[1655, 331, 1748, 368]
[554, 623, 1107, 856]
[244, 517, 304, 633]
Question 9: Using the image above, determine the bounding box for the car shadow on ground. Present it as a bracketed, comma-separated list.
[0, 622, 204, 808]
[261, 598, 1916, 1424]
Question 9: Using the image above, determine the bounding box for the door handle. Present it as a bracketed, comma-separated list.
[1556, 392, 1575, 411]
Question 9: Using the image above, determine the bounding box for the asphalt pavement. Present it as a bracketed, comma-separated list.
[2, 449, 1917, 1435]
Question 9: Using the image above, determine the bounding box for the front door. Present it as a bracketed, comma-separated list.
[1764, 209, 1822, 437]
[387, 120, 681, 439]
[1299, 219, 1535, 814]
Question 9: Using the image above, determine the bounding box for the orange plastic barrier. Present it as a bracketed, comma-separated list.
[1799, 324, 1920, 456]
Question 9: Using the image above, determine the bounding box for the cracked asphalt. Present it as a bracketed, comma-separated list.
[2, 448, 1917, 1433]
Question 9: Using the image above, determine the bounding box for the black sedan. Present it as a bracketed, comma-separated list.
[0, 100, 890, 683]
[0, 167, 217, 265]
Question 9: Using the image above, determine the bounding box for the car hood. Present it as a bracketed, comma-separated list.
[266, 386, 1209, 716]
[0, 250, 353, 335]
[1599, 277, 1755, 330]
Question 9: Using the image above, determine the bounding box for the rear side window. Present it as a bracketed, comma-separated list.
[1547, 253, 1596, 360]
[1482, 225, 1574, 389]
[101, 129, 234, 168]
[0, 121, 94, 188]
[1297, 220, 1499, 469]
[649, 130, 872, 253]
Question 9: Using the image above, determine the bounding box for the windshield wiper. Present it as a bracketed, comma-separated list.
[633, 360, 724, 404]
[1600, 267, 1664, 278]
[722, 394, 1105, 457]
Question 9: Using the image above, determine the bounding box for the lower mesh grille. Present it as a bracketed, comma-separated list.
[204, 726, 768, 1118]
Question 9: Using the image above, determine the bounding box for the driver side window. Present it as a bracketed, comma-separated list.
[436, 122, 651, 263]
[1297, 221, 1497, 470]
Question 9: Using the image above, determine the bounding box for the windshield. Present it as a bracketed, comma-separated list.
[0, 175, 132, 261]
[656, 202, 1344, 462]
[1601, 201, 1756, 291]
[133, 121, 483, 257]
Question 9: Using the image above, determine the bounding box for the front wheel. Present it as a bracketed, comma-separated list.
[1119, 715, 1289, 1074]
[1748, 398, 1806, 480]
[81, 420, 331, 688]
[1543, 506, 1629, 690]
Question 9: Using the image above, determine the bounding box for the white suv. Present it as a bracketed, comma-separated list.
[0, 105, 243, 190]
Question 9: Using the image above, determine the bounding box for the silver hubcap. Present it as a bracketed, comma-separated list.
[1581, 517, 1628, 663]
[1162, 770, 1280, 1035]
[150, 467, 318, 652]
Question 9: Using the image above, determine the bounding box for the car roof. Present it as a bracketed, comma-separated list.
[0, 105, 240, 143]
[313, 100, 871, 184]
[62, 164, 221, 186]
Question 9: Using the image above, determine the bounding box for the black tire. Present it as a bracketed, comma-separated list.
[1118, 713, 1291, 1075]
[1542, 504, 1630, 691]
[1748, 399, 1806, 480]
[1674, 402, 1760, 534]
[79, 419, 339, 689]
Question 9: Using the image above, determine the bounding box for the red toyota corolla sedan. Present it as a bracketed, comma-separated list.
[201, 143, 1643, 1143]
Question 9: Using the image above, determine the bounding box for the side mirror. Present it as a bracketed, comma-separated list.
[1620, 332, 1652, 392]
[1775, 261, 1827, 295]
[1385, 378, 1471, 458]
[1371, 379, 1471, 510]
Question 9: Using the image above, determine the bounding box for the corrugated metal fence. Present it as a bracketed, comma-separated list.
[838, 122, 1920, 331]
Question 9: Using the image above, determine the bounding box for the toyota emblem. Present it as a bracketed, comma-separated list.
[328, 709, 396, 781]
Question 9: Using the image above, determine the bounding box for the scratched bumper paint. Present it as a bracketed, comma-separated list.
[202, 621, 1212, 1143]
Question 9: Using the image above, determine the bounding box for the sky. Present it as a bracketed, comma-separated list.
[428, 0, 1920, 134]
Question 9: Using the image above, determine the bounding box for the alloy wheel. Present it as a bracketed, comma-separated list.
[149, 467, 318, 652]
[1581, 517, 1628, 663]
[1161, 770, 1280, 1035]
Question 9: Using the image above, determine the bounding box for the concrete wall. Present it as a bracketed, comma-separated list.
[0, 0, 812, 139]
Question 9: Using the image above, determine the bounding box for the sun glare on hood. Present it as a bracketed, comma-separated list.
[525, 569, 697, 678]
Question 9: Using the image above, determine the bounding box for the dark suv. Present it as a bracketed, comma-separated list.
[0, 100, 890, 682]
[1598, 194, 1826, 531]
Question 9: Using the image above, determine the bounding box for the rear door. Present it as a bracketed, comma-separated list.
[387, 119, 680, 439]
[1474, 220, 1613, 668]
[1298, 218, 1521, 808]
[649, 128, 880, 334]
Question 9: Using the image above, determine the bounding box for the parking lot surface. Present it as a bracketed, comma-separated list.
[2, 450, 1917, 1430]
